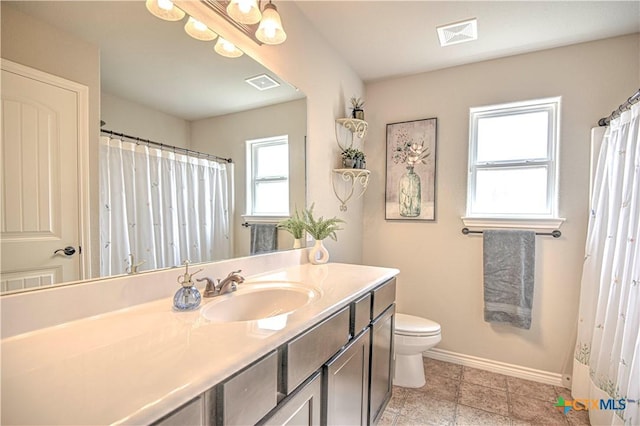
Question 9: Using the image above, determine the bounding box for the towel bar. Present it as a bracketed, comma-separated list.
[461, 227, 561, 238]
[242, 222, 278, 228]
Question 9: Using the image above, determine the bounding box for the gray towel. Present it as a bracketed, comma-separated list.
[250, 224, 278, 255]
[483, 230, 535, 329]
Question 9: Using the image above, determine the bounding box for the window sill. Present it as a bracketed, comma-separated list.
[461, 216, 565, 230]
[242, 215, 288, 224]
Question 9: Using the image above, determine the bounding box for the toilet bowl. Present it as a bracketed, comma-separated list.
[394, 313, 441, 388]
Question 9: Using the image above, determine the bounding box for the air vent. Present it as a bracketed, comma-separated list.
[245, 74, 280, 91]
[437, 18, 478, 47]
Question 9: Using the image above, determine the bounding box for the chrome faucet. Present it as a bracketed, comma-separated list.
[197, 270, 244, 298]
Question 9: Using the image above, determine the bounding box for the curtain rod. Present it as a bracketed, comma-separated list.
[100, 129, 233, 164]
[598, 88, 640, 127]
[461, 227, 562, 238]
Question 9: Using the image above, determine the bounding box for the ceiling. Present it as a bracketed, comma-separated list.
[294, 1, 640, 82]
[7, 1, 638, 119]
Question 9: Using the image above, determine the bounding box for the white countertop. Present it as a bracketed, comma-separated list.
[1, 263, 398, 425]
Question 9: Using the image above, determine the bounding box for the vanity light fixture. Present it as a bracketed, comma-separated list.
[145, 0, 185, 22]
[255, 1, 287, 45]
[184, 16, 218, 41]
[436, 18, 478, 47]
[245, 74, 280, 91]
[226, 0, 262, 25]
[215, 37, 244, 58]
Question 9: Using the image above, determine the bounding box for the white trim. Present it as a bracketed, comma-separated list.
[1, 59, 92, 280]
[466, 97, 561, 220]
[424, 347, 565, 387]
[461, 216, 565, 230]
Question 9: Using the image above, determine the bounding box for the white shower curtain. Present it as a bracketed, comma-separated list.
[573, 103, 639, 425]
[99, 136, 233, 276]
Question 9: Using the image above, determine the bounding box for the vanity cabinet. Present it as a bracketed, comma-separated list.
[152, 277, 396, 426]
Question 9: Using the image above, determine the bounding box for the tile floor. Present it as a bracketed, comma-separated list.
[379, 357, 591, 426]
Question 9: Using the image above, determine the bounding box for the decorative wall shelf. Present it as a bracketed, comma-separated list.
[332, 169, 370, 211]
[335, 118, 368, 150]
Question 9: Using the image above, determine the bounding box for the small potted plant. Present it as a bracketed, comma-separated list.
[277, 207, 306, 248]
[341, 147, 365, 168]
[303, 204, 345, 264]
[350, 96, 365, 120]
[354, 150, 366, 169]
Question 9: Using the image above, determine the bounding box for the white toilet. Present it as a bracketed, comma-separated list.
[393, 313, 442, 388]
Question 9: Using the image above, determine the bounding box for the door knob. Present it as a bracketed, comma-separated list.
[54, 246, 76, 256]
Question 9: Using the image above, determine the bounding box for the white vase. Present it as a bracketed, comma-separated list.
[308, 240, 329, 265]
[293, 238, 302, 249]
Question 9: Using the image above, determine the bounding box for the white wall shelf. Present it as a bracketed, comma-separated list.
[332, 168, 370, 211]
[335, 118, 368, 150]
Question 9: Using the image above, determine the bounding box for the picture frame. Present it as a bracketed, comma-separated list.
[385, 118, 437, 221]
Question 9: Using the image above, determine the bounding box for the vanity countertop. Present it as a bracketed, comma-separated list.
[1, 262, 398, 425]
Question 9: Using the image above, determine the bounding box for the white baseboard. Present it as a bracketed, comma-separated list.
[424, 348, 565, 387]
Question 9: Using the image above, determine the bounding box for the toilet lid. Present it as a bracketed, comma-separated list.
[395, 313, 441, 336]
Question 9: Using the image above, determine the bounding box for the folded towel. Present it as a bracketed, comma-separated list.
[250, 224, 278, 255]
[483, 230, 535, 329]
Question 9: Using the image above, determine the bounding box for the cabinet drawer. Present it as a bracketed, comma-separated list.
[351, 293, 371, 337]
[152, 397, 202, 426]
[282, 307, 350, 394]
[212, 350, 278, 425]
[371, 278, 396, 320]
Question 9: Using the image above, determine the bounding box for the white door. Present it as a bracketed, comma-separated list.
[1, 62, 84, 292]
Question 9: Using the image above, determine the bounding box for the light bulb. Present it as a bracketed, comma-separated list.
[214, 37, 243, 58]
[256, 2, 286, 45]
[226, 0, 262, 25]
[185, 16, 218, 41]
[145, 0, 185, 21]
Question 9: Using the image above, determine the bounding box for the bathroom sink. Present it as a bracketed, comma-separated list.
[200, 281, 320, 323]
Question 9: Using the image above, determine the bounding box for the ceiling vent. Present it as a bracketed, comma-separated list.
[245, 74, 280, 91]
[437, 18, 478, 47]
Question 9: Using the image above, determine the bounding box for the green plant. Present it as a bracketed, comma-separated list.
[350, 96, 364, 110]
[341, 147, 365, 160]
[277, 207, 306, 239]
[303, 204, 345, 241]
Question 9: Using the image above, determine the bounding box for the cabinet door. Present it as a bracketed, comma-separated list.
[324, 328, 370, 426]
[369, 305, 395, 425]
[259, 372, 322, 426]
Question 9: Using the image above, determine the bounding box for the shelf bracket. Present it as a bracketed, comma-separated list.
[331, 169, 370, 211]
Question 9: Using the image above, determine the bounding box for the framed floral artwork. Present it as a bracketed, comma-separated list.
[385, 118, 437, 220]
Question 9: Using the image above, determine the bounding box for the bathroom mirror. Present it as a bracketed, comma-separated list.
[1, 1, 306, 294]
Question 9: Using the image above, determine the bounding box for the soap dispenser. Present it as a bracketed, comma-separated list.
[173, 260, 203, 311]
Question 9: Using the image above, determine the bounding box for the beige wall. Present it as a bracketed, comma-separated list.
[101, 92, 191, 148]
[362, 34, 640, 374]
[1, 3, 102, 277]
[190, 99, 307, 257]
[179, 2, 365, 264]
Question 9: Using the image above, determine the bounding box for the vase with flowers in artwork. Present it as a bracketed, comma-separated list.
[392, 129, 431, 217]
[399, 166, 421, 217]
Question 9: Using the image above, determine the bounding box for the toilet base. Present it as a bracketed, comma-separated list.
[393, 353, 426, 388]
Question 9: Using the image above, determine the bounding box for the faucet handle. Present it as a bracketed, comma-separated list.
[228, 270, 245, 284]
[126, 254, 146, 275]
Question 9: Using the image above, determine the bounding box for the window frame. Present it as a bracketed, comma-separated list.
[245, 135, 290, 217]
[464, 97, 564, 229]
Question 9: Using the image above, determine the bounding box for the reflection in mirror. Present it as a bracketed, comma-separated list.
[0, 1, 306, 294]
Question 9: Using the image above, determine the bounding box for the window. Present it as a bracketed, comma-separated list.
[246, 136, 289, 216]
[465, 97, 562, 226]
